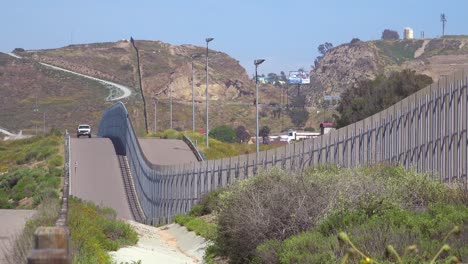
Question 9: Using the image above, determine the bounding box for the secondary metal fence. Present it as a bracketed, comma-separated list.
[98, 68, 468, 224]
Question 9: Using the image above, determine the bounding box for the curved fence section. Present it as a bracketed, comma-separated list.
[183, 135, 204, 161]
[98, 68, 468, 224]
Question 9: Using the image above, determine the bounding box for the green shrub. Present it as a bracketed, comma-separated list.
[0, 135, 63, 209]
[0, 167, 61, 208]
[209, 125, 236, 143]
[47, 154, 64, 169]
[68, 197, 138, 263]
[152, 129, 183, 139]
[189, 189, 223, 217]
[214, 165, 468, 263]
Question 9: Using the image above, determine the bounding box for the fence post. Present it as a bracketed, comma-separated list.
[27, 227, 70, 264]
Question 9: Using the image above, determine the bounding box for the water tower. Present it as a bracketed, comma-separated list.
[404, 27, 414, 39]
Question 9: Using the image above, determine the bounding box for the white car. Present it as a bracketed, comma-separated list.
[77, 124, 91, 138]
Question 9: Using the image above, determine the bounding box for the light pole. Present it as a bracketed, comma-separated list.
[205, 37, 214, 147]
[191, 54, 201, 131]
[254, 59, 265, 159]
[43, 112, 46, 133]
[168, 71, 175, 130]
[169, 83, 173, 129]
[153, 98, 158, 133]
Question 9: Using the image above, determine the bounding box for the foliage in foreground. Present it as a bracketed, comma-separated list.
[210, 165, 467, 263]
[68, 197, 138, 264]
[0, 135, 63, 209]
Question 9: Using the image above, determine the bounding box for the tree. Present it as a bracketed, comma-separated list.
[315, 42, 334, 68]
[260, 126, 271, 144]
[381, 29, 400, 40]
[267, 73, 279, 85]
[318, 42, 333, 55]
[280, 71, 287, 82]
[235, 125, 251, 143]
[209, 125, 236, 143]
[289, 108, 309, 128]
[350, 38, 361, 44]
[441, 13, 447, 36]
[334, 69, 433, 128]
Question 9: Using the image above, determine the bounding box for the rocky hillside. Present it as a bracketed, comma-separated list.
[2, 40, 287, 134]
[15, 40, 281, 103]
[310, 36, 468, 105]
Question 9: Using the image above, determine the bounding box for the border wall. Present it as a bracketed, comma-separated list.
[98, 68, 468, 224]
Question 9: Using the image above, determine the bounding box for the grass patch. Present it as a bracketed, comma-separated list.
[68, 197, 138, 264]
[174, 190, 220, 241]
[374, 40, 423, 64]
[174, 214, 217, 241]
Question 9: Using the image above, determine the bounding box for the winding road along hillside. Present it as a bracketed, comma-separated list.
[70, 137, 197, 219]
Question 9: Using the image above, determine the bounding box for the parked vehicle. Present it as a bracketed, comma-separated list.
[77, 124, 91, 138]
[286, 130, 320, 143]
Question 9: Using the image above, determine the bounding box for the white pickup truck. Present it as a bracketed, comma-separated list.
[77, 124, 91, 138]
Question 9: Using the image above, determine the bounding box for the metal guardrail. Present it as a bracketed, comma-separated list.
[28, 134, 71, 263]
[98, 68, 468, 224]
[182, 135, 204, 161]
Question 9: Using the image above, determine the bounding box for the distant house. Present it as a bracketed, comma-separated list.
[320, 122, 335, 135]
[257, 76, 268, 84]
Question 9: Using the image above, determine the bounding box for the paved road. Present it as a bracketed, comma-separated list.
[70, 137, 197, 219]
[139, 138, 198, 165]
[70, 138, 133, 219]
[0, 209, 36, 262]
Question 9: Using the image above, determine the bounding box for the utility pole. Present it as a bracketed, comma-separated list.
[130, 37, 149, 134]
[33, 96, 39, 135]
[441, 13, 447, 36]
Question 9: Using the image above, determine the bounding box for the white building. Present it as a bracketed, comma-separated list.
[404, 27, 414, 40]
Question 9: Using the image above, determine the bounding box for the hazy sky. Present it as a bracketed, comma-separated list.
[1, 0, 467, 75]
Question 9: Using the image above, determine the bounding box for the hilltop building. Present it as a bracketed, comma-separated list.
[404, 27, 414, 39]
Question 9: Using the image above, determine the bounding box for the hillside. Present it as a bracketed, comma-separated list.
[5, 40, 292, 134]
[0, 53, 111, 132]
[309, 36, 468, 105]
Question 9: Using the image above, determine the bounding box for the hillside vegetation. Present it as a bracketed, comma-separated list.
[310, 37, 468, 107]
[176, 165, 468, 263]
[334, 69, 433, 128]
[0, 53, 110, 132]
